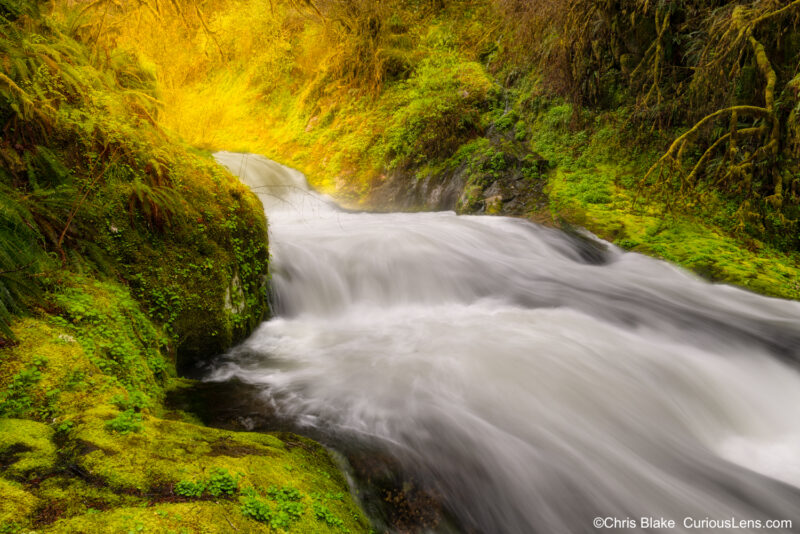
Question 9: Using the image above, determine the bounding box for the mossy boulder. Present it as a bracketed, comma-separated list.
[90, 155, 271, 372]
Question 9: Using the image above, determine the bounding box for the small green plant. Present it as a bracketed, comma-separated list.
[175, 468, 240, 499]
[241, 489, 273, 524]
[514, 120, 527, 142]
[0, 522, 23, 534]
[174, 479, 206, 498]
[312, 502, 345, 529]
[494, 111, 517, 132]
[64, 369, 87, 391]
[240, 486, 307, 529]
[105, 409, 143, 434]
[111, 391, 150, 412]
[266, 485, 303, 502]
[274, 500, 305, 525]
[206, 468, 238, 497]
[0, 358, 47, 417]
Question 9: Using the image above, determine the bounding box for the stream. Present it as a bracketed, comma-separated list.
[209, 152, 800, 533]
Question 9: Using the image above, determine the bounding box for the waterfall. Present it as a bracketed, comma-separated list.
[210, 152, 800, 533]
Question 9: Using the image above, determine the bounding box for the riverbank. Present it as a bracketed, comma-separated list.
[1, 277, 368, 533]
[0, 4, 370, 531]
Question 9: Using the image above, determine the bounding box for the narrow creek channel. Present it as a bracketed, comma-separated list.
[208, 152, 800, 533]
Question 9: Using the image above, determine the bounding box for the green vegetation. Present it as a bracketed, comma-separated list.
[0, 0, 270, 359]
[527, 102, 800, 299]
[496, 0, 800, 247]
[0, 275, 369, 531]
[241, 486, 307, 530]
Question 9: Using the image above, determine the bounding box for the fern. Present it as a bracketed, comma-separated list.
[0, 182, 46, 338]
[0, 0, 197, 337]
[0, 0, 37, 22]
[126, 179, 183, 230]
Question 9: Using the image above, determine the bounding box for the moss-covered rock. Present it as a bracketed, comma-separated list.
[0, 276, 369, 532]
[90, 154, 271, 372]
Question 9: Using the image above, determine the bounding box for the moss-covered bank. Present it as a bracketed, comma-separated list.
[0, 0, 271, 363]
[1, 2, 370, 532]
[0, 278, 369, 532]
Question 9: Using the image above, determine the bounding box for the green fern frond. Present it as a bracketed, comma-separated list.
[0, 182, 46, 338]
[0, 0, 38, 22]
[127, 179, 183, 230]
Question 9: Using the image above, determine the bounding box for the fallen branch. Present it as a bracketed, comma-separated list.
[57, 146, 118, 264]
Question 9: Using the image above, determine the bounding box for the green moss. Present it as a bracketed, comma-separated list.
[46, 495, 360, 534]
[0, 276, 369, 532]
[0, 270, 367, 531]
[543, 145, 800, 300]
[0, 419, 57, 480]
[45, 502, 246, 533]
[75, 411, 328, 493]
[484, 93, 793, 299]
[35, 477, 142, 519]
[57, 414, 368, 532]
[0, 478, 38, 528]
[0, 4, 366, 532]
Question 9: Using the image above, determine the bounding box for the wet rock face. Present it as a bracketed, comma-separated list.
[459, 151, 549, 216]
[363, 135, 549, 217]
[365, 166, 468, 212]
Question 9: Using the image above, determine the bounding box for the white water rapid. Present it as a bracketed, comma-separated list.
[210, 152, 800, 533]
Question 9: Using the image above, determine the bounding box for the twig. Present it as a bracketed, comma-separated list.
[215, 502, 238, 531]
[57, 146, 118, 264]
[0, 260, 36, 277]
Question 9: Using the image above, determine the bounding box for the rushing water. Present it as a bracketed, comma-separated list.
[210, 152, 800, 533]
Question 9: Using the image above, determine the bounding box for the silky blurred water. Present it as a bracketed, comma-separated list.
[210, 152, 800, 533]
